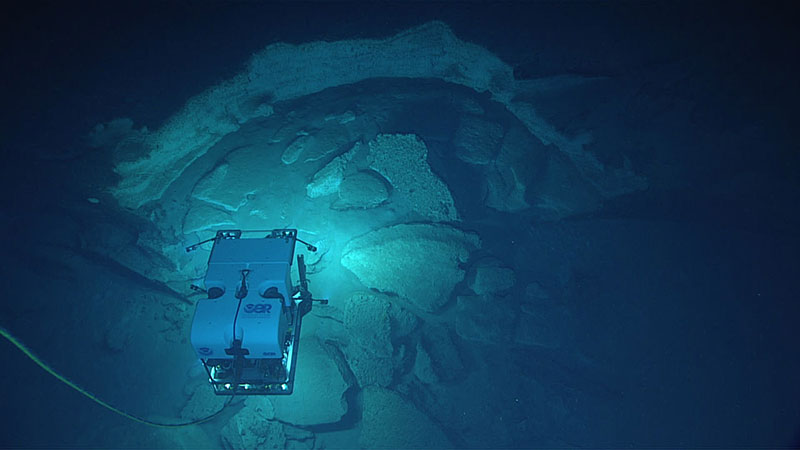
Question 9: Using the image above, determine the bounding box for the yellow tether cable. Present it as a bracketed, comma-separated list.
[0, 325, 229, 428]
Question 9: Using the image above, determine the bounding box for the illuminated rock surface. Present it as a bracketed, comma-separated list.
[271, 337, 350, 426]
[110, 21, 644, 214]
[332, 171, 389, 210]
[344, 292, 393, 358]
[367, 134, 458, 222]
[341, 223, 480, 312]
[341, 292, 395, 387]
[338, 292, 419, 388]
[272, 338, 349, 426]
[220, 397, 314, 450]
[306, 142, 361, 198]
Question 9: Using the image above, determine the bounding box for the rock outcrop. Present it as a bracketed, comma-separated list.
[332, 171, 389, 210]
[306, 142, 361, 198]
[109, 21, 645, 212]
[271, 338, 350, 426]
[367, 134, 458, 222]
[453, 115, 505, 165]
[467, 257, 516, 295]
[360, 386, 452, 449]
[340, 224, 480, 312]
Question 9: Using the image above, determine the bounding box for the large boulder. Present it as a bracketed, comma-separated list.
[367, 134, 458, 222]
[220, 397, 286, 450]
[344, 292, 393, 358]
[281, 133, 309, 164]
[343, 348, 394, 388]
[341, 292, 395, 387]
[340, 292, 419, 388]
[219, 397, 317, 450]
[282, 126, 350, 165]
[306, 142, 361, 198]
[332, 171, 389, 210]
[340, 224, 480, 312]
[271, 337, 350, 426]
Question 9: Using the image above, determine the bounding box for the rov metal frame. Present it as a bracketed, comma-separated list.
[186, 229, 327, 395]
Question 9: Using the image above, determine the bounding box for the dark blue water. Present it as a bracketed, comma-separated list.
[2, 1, 798, 448]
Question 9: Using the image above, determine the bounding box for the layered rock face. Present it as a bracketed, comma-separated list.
[108, 21, 644, 215]
[91, 20, 649, 449]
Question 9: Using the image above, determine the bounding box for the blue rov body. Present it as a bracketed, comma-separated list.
[188, 229, 325, 395]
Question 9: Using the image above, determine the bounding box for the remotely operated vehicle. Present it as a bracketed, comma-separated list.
[186, 229, 326, 395]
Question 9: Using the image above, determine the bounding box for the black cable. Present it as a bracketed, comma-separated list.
[228, 268, 250, 395]
[232, 268, 250, 344]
